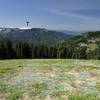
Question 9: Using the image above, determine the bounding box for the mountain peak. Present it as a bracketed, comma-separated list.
[20, 27, 32, 30]
[0, 27, 72, 44]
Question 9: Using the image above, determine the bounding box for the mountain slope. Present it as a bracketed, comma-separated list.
[57, 31, 100, 47]
[56, 31, 100, 59]
[0, 28, 72, 44]
[61, 30, 83, 35]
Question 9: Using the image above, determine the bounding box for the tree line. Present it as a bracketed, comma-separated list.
[0, 40, 100, 60]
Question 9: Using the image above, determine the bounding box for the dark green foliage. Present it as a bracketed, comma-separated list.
[6, 40, 16, 59]
[21, 43, 32, 59]
[0, 31, 100, 59]
[0, 42, 6, 59]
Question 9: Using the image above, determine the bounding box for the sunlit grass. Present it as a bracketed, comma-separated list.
[0, 59, 100, 99]
[68, 92, 99, 100]
[95, 82, 100, 91]
[8, 91, 23, 100]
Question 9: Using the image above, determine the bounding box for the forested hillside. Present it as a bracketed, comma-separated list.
[57, 31, 100, 59]
[0, 31, 100, 59]
[0, 28, 72, 44]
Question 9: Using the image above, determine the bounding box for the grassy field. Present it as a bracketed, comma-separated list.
[0, 59, 100, 100]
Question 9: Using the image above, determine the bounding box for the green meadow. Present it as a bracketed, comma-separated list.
[0, 59, 100, 100]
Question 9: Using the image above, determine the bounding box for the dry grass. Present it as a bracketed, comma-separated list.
[0, 59, 100, 100]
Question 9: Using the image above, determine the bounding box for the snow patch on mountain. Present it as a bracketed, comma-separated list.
[20, 27, 32, 30]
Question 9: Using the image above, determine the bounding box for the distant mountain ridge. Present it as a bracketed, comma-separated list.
[61, 30, 86, 35]
[0, 28, 73, 44]
[58, 31, 100, 47]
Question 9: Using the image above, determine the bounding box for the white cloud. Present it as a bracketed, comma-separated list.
[41, 8, 100, 31]
[47, 9, 94, 19]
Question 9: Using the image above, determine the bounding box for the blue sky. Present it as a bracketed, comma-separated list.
[0, 0, 100, 31]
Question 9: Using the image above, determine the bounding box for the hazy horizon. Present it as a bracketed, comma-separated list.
[0, 0, 100, 31]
